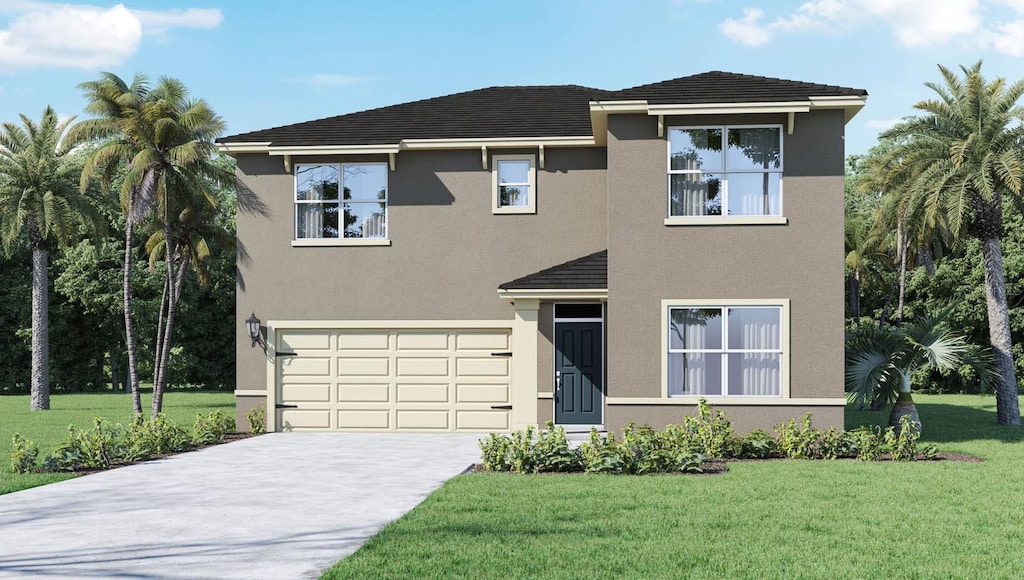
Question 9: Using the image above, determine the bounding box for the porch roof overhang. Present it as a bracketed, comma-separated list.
[498, 250, 608, 302]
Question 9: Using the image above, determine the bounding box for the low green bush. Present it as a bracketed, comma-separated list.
[848, 425, 883, 461]
[9, 433, 39, 474]
[124, 414, 191, 461]
[820, 427, 859, 460]
[43, 419, 125, 472]
[192, 410, 235, 445]
[246, 405, 266, 434]
[775, 414, 821, 459]
[739, 429, 782, 459]
[885, 415, 921, 461]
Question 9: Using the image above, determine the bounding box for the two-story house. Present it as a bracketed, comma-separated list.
[217, 71, 867, 434]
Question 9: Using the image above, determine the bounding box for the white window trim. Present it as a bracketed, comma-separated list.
[660, 298, 791, 400]
[294, 162, 389, 242]
[666, 125, 784, 223]
[492, 154, 536, 214]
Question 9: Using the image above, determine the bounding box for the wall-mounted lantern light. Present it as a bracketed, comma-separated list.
[245, 311, 261, 347]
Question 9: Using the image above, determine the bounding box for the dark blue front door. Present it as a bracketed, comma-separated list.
[555, 322, 603, 424]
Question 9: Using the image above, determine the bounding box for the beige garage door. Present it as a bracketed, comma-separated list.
[274, 327, 512, 432]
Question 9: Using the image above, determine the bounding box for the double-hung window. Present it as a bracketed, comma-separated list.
[665, 303, 785, 397]
[492, 154, 536, 214]
[295, 163, 388, 242]
[667, 125, 782, 219]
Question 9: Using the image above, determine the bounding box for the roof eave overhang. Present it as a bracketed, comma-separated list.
[497, 288, 608, 302]
[588, 95, 868, 140]
[216, 135, 597, 156]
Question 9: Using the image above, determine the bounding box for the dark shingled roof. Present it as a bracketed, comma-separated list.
[611, 71, 868, 104]
[499, 250, 607, 290]
[218, 72, 867, 146]
[219, 85, 610, 146]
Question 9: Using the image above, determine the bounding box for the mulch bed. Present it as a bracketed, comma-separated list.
[466, 451, 983, 476]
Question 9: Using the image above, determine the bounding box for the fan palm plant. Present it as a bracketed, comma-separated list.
[846, 313, 995, 429]
[0, 107, 102, 410]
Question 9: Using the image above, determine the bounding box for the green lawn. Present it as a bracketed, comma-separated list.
[0, 390, 235, 495]
[323, 394, 1024, 579]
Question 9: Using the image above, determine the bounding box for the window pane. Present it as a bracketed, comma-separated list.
[670, 173, 722, 216]
[555, 303, 602, 319]
[499, 185, 530, 207]
[669, 353, 723, 396]
[296, 165, 340, 201]
[727, 173, 781, 216]
[296, 203, 339, 239]
[498, 160, 530, 184]
[343, 164, 387, 201]
[727, 308, 780, 350]
[727, 353, 781, 396]
[669, 128, 723, 171]
[669, 308, 722, 350]
[726, 127, 781, 171]
[343, 202, 387, 238]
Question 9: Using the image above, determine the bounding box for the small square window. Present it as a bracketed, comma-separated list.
[492, 154, 536, 214]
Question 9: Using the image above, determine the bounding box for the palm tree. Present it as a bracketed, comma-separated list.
[879, 62, 1024, 425]
[73, 73, 152, 415]
[0, 107, 101, 410]
[73, 74, 231, 416]
[846, 313, 994, 429]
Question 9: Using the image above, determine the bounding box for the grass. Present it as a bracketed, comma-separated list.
[0, 389, 235, 495]
[322, 393, 1024, 579]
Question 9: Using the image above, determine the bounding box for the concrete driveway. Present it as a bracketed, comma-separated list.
[0, 433, 482, 579]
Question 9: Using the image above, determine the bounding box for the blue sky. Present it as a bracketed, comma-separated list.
[2, 0, 1024, 156]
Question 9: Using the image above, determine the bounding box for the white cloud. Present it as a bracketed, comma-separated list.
[0, 2, 222, 70]
[719, 8, 773, 46]
[719, 0, 1024, 56]
[865, 118, 902, 130]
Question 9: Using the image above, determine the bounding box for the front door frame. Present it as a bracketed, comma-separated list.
[553, 303, 605, 427]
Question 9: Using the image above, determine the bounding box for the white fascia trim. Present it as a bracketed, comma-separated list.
[665, 216, 788, 226]
[809, 96, 868, 107]
[217, 142, 272, 154]
[266, 319, 513, 330]
[268, 144, 400, 156]
[234, 389, 267, 397]
[401, 136, 597, 149]
[606, 397, 847, 406]
[291, 238, 391, 247]
[498, 288, 609, 301]
[589, 100, 650, 113]
[648, 102, 811, 116]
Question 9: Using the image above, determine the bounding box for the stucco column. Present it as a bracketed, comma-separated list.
[511, 299, 540, 430]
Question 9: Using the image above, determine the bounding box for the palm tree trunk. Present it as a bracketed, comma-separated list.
[123, 218, 142, 415]
[980, 235, 1022, 426]
[152, 268, 170, 398]
[30, 244, 50, 411]
[896, 228, 907, 325]
[152, 226, 177, 416]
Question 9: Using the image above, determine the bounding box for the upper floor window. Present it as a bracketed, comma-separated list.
[295, 163, 387, 242]
[667, 126, 782, 218]
[492, 154, 536, 214]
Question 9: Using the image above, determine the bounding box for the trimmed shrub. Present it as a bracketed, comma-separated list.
[246, 405, 266, 434]
[9, 433, 39, 474]
[739, 429, 782, 459]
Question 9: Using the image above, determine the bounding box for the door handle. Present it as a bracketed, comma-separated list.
[275, 403, 298, 409]
[555, 370, 561, 388]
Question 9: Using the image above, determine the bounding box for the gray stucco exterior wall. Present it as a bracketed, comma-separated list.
[603, 110, 846, 432]
[234, 147, 608, 394]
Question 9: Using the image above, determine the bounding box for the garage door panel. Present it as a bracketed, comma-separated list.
[281, 357, 331, 377]
[456, 333, 509, 350]
[279, 332, 331, 350]
[456, 357, 508, 377]
[456, 383, 509, 403]
[281, 383, 332, 403]
[456, 410, 509, 431]
[397, 357, 449, 377]
[279, 409, 331, 430]
[397, 410, 450, 430]
[397, 333, 449, 350]
[338, 410, 390, 429]
[338, 384, 391, 403]
[338, 357, 390, 376]
[397, 384, 449, 403]
[277, 326, 511, 432]
[337, 332, 389, 350]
